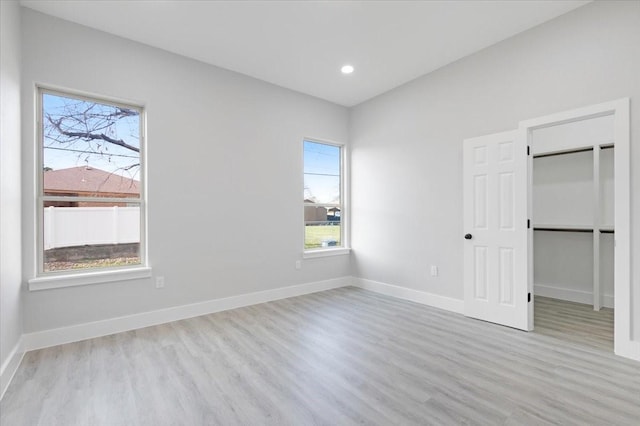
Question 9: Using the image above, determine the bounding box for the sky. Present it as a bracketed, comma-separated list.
[303, 140, 341, 205]
[42, 92, 141, 181]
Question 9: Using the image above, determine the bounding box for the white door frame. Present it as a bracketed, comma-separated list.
[519, 98, 638, 361]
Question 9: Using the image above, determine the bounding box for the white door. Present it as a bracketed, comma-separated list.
[463, 130, 531, 331]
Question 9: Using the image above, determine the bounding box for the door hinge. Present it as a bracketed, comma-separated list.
[527, 219, 530, 229]
[528, 293, 532, 303]
[527, 146, 530, 156]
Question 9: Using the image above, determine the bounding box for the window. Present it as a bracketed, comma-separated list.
[303, 139, 345, 251]
[37, 88, 145, 275]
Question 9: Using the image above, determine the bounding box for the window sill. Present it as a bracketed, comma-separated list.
[303, 248, 351, 259]
[28, 266, 152, 291]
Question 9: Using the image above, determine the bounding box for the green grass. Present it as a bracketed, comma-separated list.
[305, 225, 341, 249]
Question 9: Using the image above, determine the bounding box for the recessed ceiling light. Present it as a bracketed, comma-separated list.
[341, 65, 354, 74]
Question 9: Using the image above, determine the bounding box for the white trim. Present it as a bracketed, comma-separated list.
[520, 98, 636, 361]
[303, 248, 351, 258]
[342, 139, 350, 250]
[22, 277, 352, 352]
[35, 83, 146, 110]
[534, 284, 614, 309]
[352, 277, 464, 314]
[519, 101, 616, 130]
[0, 337, 24, 400]
[612, 99, 635, 360]
[28, 266, 152, 291]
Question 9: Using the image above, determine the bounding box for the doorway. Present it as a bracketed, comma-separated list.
[521, 99, 633, 358]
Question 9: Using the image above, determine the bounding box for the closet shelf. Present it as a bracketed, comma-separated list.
[533, 146, 593, 158]
[600, 225, 615, 234]
[533, 141, 613, 158]
[533, 224, 615, 233]
[533, 224, 593, 233]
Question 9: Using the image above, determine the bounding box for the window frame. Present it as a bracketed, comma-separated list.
[32, 86, 149, 285]
[302, 138, 349, 257]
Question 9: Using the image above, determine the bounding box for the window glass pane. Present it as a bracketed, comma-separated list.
[304, 174, 340, 204]
[42, 92, 141, 197]
[304, 220, 341, 250]
[303, 141, 340, 204]
[303, 140, 343, 250]
[43, 201, 141, 272]
[304, 205, 341, 224]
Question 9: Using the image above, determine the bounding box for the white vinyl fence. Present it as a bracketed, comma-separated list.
[44, 206, 140, 250]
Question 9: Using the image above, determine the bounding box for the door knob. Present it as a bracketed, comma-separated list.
[464, 234, 472, 240]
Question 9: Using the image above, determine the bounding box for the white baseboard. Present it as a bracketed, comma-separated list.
[352, 277, 464, 314]
[22, 276, 352, 352]
[534, 283, 614, 308]
[0, 337, 24, 400]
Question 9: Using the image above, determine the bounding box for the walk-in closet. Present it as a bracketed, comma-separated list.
[531, 114, 615, 350]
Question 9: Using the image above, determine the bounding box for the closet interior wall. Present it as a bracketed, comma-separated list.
[532, 114, 615, 310]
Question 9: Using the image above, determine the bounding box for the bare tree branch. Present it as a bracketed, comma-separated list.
[47, 115, 140, 153]
[43, 96, 141, 177]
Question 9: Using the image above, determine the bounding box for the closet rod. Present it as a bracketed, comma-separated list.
[533, 227, 593, 233]
[533, 147, 593, 159]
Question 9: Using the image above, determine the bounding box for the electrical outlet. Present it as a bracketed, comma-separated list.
[156, 276, 165, 289]
[295, 260, 302, 270]
[430, 265, 438, 277]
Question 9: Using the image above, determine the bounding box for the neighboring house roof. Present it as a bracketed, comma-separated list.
[44, 166, 139, 196]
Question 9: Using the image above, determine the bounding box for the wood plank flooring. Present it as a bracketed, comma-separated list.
[2, 287, 639, 425]
[534, 296, 614, 351]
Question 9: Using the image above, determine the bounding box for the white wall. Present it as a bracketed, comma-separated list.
[21, 9, 350, 333]
[533, 150, 594, 227]
[533, 231, 615, 307]
[349, 1, 640, 337]
[0, 0, 24, 388]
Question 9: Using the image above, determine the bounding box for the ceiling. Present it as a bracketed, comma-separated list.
[20, 0, 590, 107]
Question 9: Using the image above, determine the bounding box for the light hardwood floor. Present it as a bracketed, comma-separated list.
[534, 296, 614, 352]
[2, 287, 639, 425]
